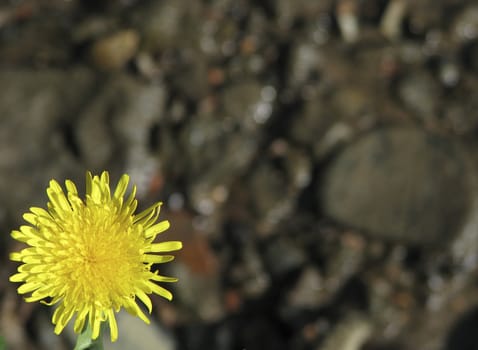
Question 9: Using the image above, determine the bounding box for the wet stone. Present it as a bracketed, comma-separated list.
[248, 161, 294, 234]
[330, 85, 373, 122]
[0, 68, 93, 219]
[135, 0, 203, 53]
[229, 244, 270, 298]
[398, 71, 439, 120]
[221, 80, 268, 131]
[264, 236, 307, 278]
[76, 74, 166, 171]
[185, 127, 258, 215]
[290, 98, 333, 146]
[275, 0, 332, 31]
[452, 5, 478, 42]
[286, 266, 324, 309]
[0, 11, 74, 66]
[320, 313, 372, 350]
[169, 261, 225, 323]
[288, 42, 322, 88]
[171, 53, 209, 100]
[89, 29, 140, 71]
[320, 127, 471, 244]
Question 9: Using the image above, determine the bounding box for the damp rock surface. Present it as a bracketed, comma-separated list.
[0, 68, 94, 218]
[321, 127, 471, 244]
[2, 2, 478, 350]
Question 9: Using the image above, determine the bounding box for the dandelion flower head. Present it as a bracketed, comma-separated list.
[9, 171, 182, 341]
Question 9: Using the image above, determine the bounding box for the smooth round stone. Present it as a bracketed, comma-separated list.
[320, 127, 471, 244]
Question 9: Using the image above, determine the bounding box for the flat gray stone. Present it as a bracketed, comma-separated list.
[0, 68, 94, 221]
[320, 127, 471, 244]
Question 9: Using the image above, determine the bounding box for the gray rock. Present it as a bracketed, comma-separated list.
[169, 261, 225, 322]
[222, 80, 268, 130]
[319, 314, 372, 350]
[321, 127, 471, 244]
[187, 131, 258, 215]
[330, 85, 373, 122]
[229, 244, 270, 298]
[287, 266, 324, 308]
[183, 81, 273, 215]
[406, 1, 442, 37]
[171, 54, 209, 100]
[137, 0, 202, 51]
[286, 148, 313, 190]
[62, 310, 176, 350]
[290, 98, 334, 147]
[398, 71, 439, 120]
[288, 42, 322, 88]
[103, 313, 176, 350]
[0, 68, 94, 219]
[264, 236, 307, 277]
[314, 122, 354, 160]
[275, 0, 332, 31]
[89, 29, 140, 71]
[380, 0, 408, 40]
[248, 161, 294, 234]
[76, 74, 166, 172]
[182, 105, 259, 215]
[0, 12, 73, 66]
[453, 5, 478, 42]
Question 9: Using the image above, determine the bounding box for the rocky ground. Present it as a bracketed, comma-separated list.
[1, 0, 478, 349]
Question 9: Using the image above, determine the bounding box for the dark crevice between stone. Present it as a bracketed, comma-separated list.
[60, 120, 81, 159]
[445, 307, 478, 350]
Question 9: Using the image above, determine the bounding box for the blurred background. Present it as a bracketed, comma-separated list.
[1, 0, 478, 349]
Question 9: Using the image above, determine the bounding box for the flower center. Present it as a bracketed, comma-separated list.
[59, 203, 143, 308]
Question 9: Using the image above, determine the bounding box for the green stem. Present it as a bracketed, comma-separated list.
[74, 322, 104, 350]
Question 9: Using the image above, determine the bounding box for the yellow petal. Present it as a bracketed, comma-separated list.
[144, 220, 170, 238]
[114, 174, 129, 200]
[47, 181, 71, 212]
[124, 185, 137, 209]
[150, 274, 178, 283]
[124, 299, 150, 324]
[143, 255, 175, 264]
[73, 306, 89, 333]
[52, 303, 65, 325]
[18, 281, 42, 294]
[22, 213, 37, 225]
[135, 289, 152, 313]
[9, 252, 23, 262]
[30, 207, 51, 218]
[11, 230, 28, 243]
[65, 179, 78, 195]
[9, 273, 27, 282]
[148, 241, 182, 253]
[149, 283, 173, 301]
[85, 171, 93, 195]
[107, 309, 118, 342]
[134, 203, 160, 225]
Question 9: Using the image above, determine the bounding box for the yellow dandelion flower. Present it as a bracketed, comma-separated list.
[9, 171, 182, 342]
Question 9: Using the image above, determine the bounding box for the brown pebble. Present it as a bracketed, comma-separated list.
[90, 29, 140, 70]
